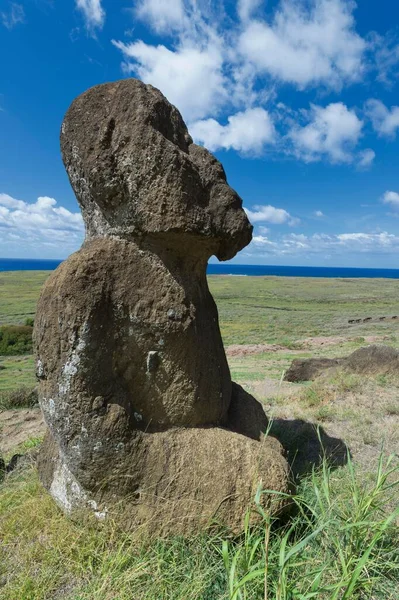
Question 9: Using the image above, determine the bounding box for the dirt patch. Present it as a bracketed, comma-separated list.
[226, 335, 393, 357]
[299, 335, 391, 349]
[0, 408, 45, 455]
[226, 344, 288, 357]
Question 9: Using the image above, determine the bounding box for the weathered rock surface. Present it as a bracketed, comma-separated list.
[344, 345, 399, 375]
[284, 357, 342, 382]
[34, 78, 291, 534]
[39, 427, 290, 535]
[285, 345, 399, 382]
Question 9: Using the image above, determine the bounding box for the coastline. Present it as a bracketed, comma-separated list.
[2, 258, 399, 279]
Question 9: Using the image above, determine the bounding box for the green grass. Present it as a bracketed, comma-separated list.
[2, 270, 399, 343]
[208, 275, 399, 345]
[0, 271, 49, 325]
[0, 451, 397, 599]
[1, 271, 399, 598]
[0, 355, 36, 391]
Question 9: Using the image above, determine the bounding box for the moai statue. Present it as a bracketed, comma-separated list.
[34, 79, 291, 534]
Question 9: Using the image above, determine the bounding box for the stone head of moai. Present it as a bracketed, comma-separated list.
[34, 79, 291, 534]
[61, 78, 252, 261]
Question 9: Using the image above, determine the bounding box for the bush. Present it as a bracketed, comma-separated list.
[0, 325, 33, 356]
[0, 386, 38, 410]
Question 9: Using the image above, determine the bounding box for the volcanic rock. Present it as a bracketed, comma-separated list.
[34, 78, 291, 534]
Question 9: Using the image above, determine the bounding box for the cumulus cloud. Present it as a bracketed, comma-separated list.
[365, 99, 399, 138]
[382, 191, 399, 210]
[237, 0, 261, 22]
[1, 2, 25, 29]
[288, 102, 363, 164]
[314, 210, 324, 217]
[245, 230, 399, 261]
[112, 0, 386, 165]
[239, 0, 365, 89]
[0, 193, 84, 257]
[190, 107, 275, 154]
[112, 40, 226, 121]
[135, 0, 185, 33]
[357, 148, 375, 169]
[76, 0, 105, 33]
[252, 234, 275, 246]
[370, 31, 399, 85]
[245, 204, 298, 226]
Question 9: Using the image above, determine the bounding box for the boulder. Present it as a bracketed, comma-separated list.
[285, 358, 342, 382]
[344, 345, 399, 375]
[34, 78, 292, 534]
[284, 345, 399, 382]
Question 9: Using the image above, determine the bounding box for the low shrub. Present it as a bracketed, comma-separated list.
[0, 386, 38, 410]
[0, 325, 33, 356]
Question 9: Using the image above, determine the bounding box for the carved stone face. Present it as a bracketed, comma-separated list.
[60, 78, 252, 261]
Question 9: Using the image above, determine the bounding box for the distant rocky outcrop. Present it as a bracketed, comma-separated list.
[34, 79, 291, 535]
[285, 345, 399, 382]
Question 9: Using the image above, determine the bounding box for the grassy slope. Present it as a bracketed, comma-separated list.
[0, 355, 35, 390]
[0, 271, 49, 325]
[2, 269, 399, 338]
[1, 271, 399, 599]
[208, 274, 399, 345]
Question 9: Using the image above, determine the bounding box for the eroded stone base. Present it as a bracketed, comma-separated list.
[38, 422, 292, 536]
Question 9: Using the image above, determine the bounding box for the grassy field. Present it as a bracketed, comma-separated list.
[210, 274, 399, 345]
[0, 271, 48, 325]
[1, 270, 399, 599]
[2, 270, 399, 342]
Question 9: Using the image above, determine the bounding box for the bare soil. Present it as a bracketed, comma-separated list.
[226, 334, 392, 356]
[0, 408, 45, 455]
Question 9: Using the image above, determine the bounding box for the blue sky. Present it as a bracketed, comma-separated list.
[0, 0, 399, 267]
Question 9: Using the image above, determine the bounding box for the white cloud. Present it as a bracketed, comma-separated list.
[112, 0, 384, 166]
[258, 225, 270, 234]
[239, 0, 365, 89]
[1, 2, 25, 29]
[288, 102, 363, 163]
[190, 107, 275, 154]
[0, 193, 84, 257]
[76, 0, 105, 33]
[237, 0, 261, 22]
[252, 234, 275, 246]
[370, 31, 399, 85]
[245, 204, 298, 226]
[365, 99, 399, 138]
[314, 210, 324, 217]
[112, 40, 226, 121]
[382, 191, 399, 210]
[336, 232, 395, 249]
[357, 148, 375, 169]
[135, 0, 185, 33]
[245, 230, 399, 261]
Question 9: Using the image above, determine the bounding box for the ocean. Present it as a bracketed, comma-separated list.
[2, 258, 399, 278]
